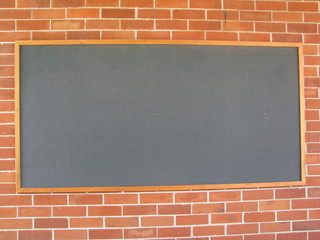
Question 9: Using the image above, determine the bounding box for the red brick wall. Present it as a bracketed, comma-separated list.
[1, 0, 320, 239]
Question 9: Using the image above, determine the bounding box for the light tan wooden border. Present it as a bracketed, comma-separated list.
[15, 40, 305, 193]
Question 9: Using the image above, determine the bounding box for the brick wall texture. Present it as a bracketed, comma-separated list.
[1, 0, 320, 239]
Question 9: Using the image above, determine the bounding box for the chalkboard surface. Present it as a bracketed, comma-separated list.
[16, 40, 304, 192]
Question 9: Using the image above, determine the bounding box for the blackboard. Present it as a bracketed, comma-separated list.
[15, 40, 305, 192]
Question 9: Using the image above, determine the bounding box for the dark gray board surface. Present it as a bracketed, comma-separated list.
[19, 44, 301, 188]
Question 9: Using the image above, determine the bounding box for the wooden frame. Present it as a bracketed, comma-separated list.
[15, 40, 305, 193]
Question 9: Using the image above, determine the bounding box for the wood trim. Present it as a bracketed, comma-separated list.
[15, 40, 305, 193]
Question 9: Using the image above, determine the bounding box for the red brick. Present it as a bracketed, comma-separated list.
[0, 172, 15, 182]
[240, 11, 271, 21]
[304, 45, 318, 55]
[227, 202, 258, 212]
[293, 199, 320, 209]
[105, 194, 138, 204]
[240, 33, 270, 42]
[69, 195, 102, 205]
[53, 206, 86, 216]
[19, 230, 51, 240]
[307, 122, 320, 131]
[158, 227, 191, 238]
[106, 217, 139, 227]
[86, 20, 119, 29]
[67, 31, 100, 40]
[70, 218, 103, 228]
[52, 0, 84, 8]
[261, 222, 290, 233]
[138, 9, 171, 19]
[307, 133, 320, 143]
[194, 226, 224, 236]
[308, 144, 320, 153]
[102, 31, 135, 39]
[306, 111, 319, 121]
[208, 10, 239, 20]
[277, 232, 307, 240]
[121, 20, 154, 30]
[0, 67, 14, 77]
[156, 20, 187, 30]
[137, 31, 170, 40]
[159, 204, 191, 215]
[288, 2, 318, 12]
[32, 32, 66, 40]
[0, 21, 15, 30]
[0, 160, 15, 171]
[309, 209, 320, 219]
[0, 125, 14, 135]
[305, 88, 319, 98]
[34, 195, 67, 205]
[54, 230, 87, 240]
[256, 1, 286, 11]
[307, 99, 320, 109]
[306, 155, 320, 164]
[156, 0, 188, 8]
[305, 13, 320, 23]
[0, 10, 31, 19]
[68, 8, 100, 18]
[86, 0, 118, 7]
[0, 183, 16, 194]
[305, 56, 320, 65]
[206, 32, 238, 41]
[256, 22, 285, 32]
[273, 32, 302, 42]
[210, 191, 240, 202]
[34, 218, 68, 228]
[244, 212, 275, 223]
[277, 210, 307, 221]
[32, 9, 65, 19]
[276, 188, 305, 199]
[0, 232, 16, 240]
[224, 0, 254, 10]
[17, 0, 50, 8]
[309, 232, 320, 240]
[0, 148, 15, 157]
[306, 176, 320, 186]
[140, 193, 173, 203]
[0, 219, 32, 229]
[305, 35, 320, 44]
[89, 229, 122, 239]
[176, 214, 208, 225]
[288, 23, 317, 33]
[243, 190, 274, 201]
[121, 0, 153, 7]
[175, 192, 207, 203]
[274, 12, 303, 22]
[52, 20, 85, 30]
[0, 44, 13, 53]
[0, 55, 14, 65]
[172, 31, 204, 40]
[224, 21, 254, 31]
[123, 205, 156, 215]
[211, 213, 242, 224]
[192, 203, 225, 214]
[189, 20, 221, 30]
[0, 0, 15, 8]
[260, 200, 290, 211]
[124, 228, 156, 239]
[244, 234, 275, 240]
[173, 10, 205, 19]
[211, 236, 242, 240]
[227, 223, 258, 234]
[0, 137, 15, 147]
[18, 207, 51, 217]
[190, 0, 221, 9]
[141, 216, 174, 226]
[308, 188, 320, 197]
[102, 9, 135, 18]
[88, 206, 121, 216]
[0, 207, 16, 218]
[308, 165, 320, 175]
[293, 220, 320, 231]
